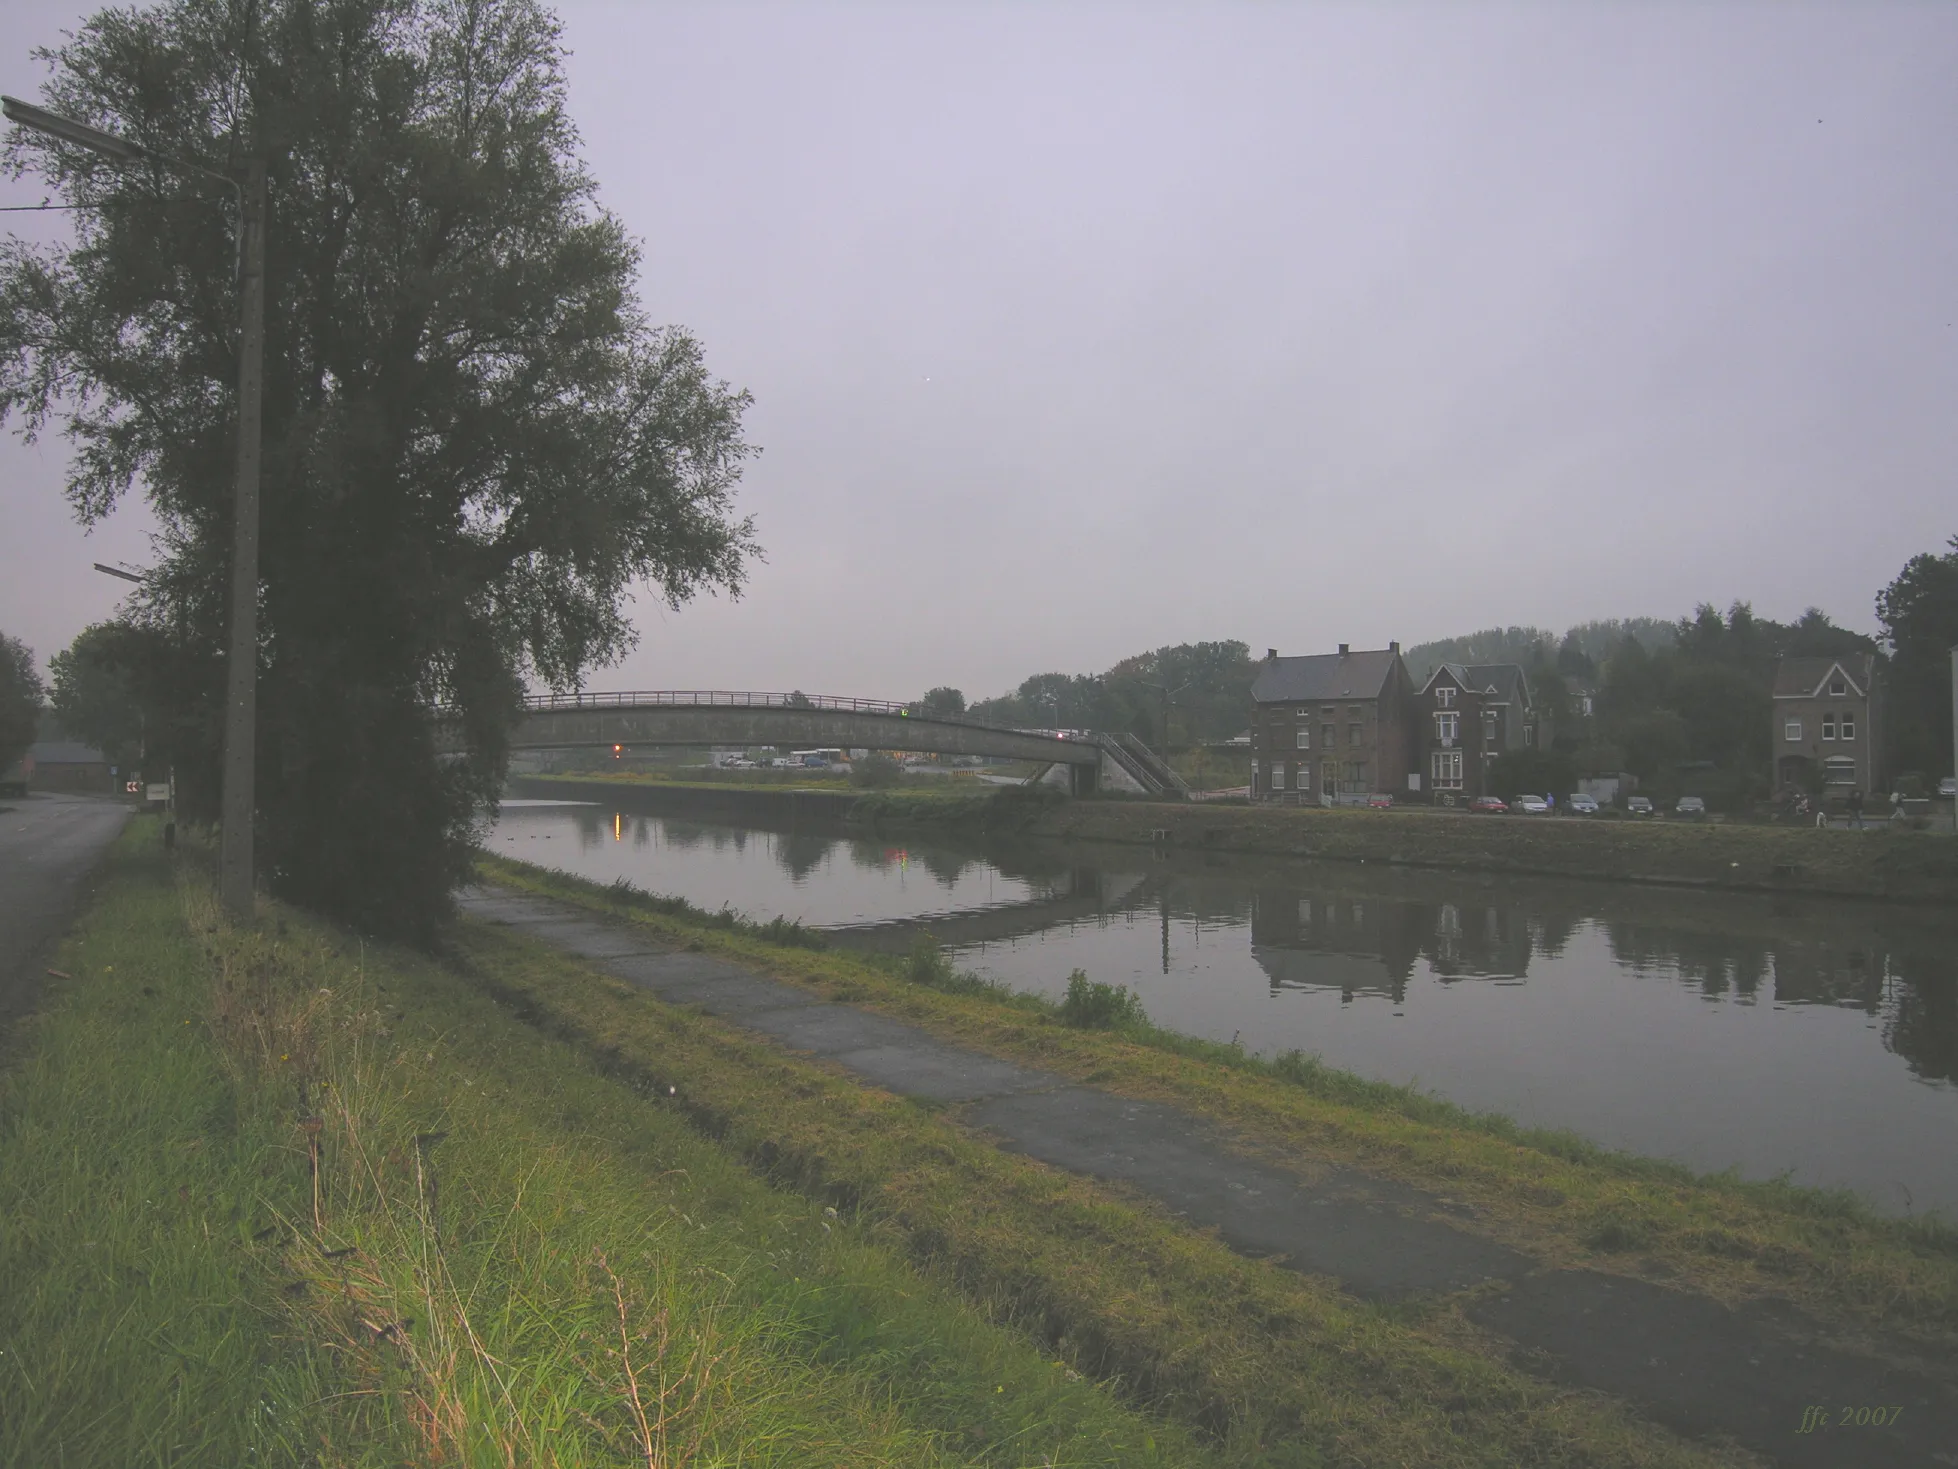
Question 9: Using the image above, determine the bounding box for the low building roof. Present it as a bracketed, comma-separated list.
[1252, 648, 1401, 704]
[29, 740, 108, 764]
[1772, 653, 1874, 699]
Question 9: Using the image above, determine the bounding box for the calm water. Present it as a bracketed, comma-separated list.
[490, 798, 1958, 1216]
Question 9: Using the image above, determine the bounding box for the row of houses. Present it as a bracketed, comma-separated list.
[1247, 644, 1885, 805]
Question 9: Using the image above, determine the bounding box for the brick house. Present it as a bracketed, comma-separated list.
[1413, 663, 1537, 802]
[1249, 643, 1415, 804]
[1771, 654, 1882, 796]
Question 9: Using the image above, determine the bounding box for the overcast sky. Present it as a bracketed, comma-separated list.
[4, 1, 1955, 701]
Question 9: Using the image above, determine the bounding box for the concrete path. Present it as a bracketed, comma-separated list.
[461, 886, 1957, 1468]
[0, 793, 131, 1038]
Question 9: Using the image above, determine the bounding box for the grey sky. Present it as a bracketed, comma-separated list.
[4, 1, 1954, 702]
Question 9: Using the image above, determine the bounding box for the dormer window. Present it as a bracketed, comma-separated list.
[1829, 677, 1846, 697]
[1435, 686, 1457, 708]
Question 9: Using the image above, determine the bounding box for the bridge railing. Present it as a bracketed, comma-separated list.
[518, 689, 916, 716]
[506, 689, 1087, 742]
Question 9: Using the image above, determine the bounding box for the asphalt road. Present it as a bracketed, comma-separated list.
[0, 792, 132, 1037]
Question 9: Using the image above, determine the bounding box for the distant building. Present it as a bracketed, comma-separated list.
[1772, 654, 1882, 795]
[1249, 643, 1416, 804]
[1413, 663, 1538, 801]
[22, 739, 115, 794]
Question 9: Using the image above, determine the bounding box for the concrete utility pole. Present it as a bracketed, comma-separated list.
[218, 158, 266, 918]
[4, 95, 265, 918]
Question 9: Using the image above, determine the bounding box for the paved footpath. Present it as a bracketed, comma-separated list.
[461, 886, 1957, 1468]
[0, 793, 131, 1037]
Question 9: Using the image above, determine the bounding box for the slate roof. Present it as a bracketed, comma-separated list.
[1772, 653, 1874, 699]
[1464, 664, 1531, 706]
[29, 740, 108, 764]
[1251, 648, 1402, 704]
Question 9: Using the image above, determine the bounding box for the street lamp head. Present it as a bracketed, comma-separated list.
[3, 95, 147, 163]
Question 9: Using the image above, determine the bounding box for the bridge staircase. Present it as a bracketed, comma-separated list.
[1096, 733, 1190, 799]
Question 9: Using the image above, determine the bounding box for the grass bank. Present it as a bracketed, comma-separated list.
[850, 788, 1958, 904]
[2, 821, 1228, 1466]
[485, 854, 1958, 1370]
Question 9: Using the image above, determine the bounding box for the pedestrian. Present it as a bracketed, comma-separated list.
[1849, 789, 1864, 829]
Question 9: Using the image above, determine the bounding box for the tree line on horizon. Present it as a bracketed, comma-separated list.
[912, 539, 1958, 795]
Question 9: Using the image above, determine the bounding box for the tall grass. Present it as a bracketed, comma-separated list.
[3, 822, 1217, 1467]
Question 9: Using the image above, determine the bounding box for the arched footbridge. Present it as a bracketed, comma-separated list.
[437, 690, 1186, 798]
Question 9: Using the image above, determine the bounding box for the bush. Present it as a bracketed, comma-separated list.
[851, 753, 902, 789]
[1060, 970, 1147, 1030]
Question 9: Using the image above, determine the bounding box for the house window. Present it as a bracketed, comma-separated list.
[1431, 750, 1464, 788]
[1348, 722, 1364, 747]
[1346, 760, 1369, 792]
[1297, 762, 1311, 790]
[1822, 716, 1836, 741]
[1321, 724, 1335, 749]
[1841, 714, 1856, 741]
[1829, 677, 1846, 696]
[1271, 764, 1285, 790]
[1435, 712, 1459, 745]
[1523, 725, 1535, 747]
[1250, 759, 1259, 787]
[1436, 686, 1456, 708]
[1824, 756, 1856, 785]
[1296, 729, 1310, 750]
[1784, 719, 1802, 742]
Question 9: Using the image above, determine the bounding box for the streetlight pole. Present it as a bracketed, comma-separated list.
[6, 94, 263, 918]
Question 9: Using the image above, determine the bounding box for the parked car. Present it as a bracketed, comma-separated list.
[1625, 796, 1655, 815]
[1675, 795, 1707, 816]
[1566, 793, 1600, 814]
[1366, 792, 1394, 809]
[1512, 794, 1550, 814]
[1469, 795, 1508, 814]
[1941, 776, 1957, 798]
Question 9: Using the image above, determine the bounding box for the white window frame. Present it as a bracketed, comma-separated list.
[1297, 761, 1311, 790]
[1840, 714, 1856, 741]
[1435, 686, 1456, 708]
[1435, 711, 1459, 745]
[1784, 719, 1802, 742]
[1822, 715, 1836, 741]
[1824, 756, 1856, 785]
[1271, 763, 1286, 790]
[1296, 729, 1310, 750]
[1829, 677, 1846, 696]
[1430, 749, 1464, 789]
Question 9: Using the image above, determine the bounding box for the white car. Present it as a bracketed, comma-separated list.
[1512, 794, 1550, 814]
[1942, 777, 1958, 798]
[1566, 793, 1600, 814]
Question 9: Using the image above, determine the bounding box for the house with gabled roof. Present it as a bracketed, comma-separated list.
[1772, 653, 1882, 796]
[1414, 662, 1537, 802]
[1249, 643, 1415, 804]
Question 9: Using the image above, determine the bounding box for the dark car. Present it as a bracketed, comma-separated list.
[1674, 795, 1707, 817]
[1470, 795, 1508, 813]
[1626, 796, 1655, 816]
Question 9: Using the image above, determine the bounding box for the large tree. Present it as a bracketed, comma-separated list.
[0, 634, 42, 774]
[1876, 537, 1958, 779]
[2, 0, 756, 937]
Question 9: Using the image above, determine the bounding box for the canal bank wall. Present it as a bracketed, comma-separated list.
[509, 776, 1958, 905]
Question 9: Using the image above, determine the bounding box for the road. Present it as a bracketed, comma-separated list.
[0, 792, 132, 1037]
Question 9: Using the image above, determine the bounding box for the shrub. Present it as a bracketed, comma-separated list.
[851, 753, 902, 789]
[1060, 970, 1147, 1030]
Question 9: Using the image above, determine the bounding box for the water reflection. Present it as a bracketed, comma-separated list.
[487, 798, 1958, 1211]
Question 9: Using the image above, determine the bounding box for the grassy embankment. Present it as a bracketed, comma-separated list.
[9, 824, 1771, 1468]
[847, 785, 1958, 903]
[484, 853, 1958, 1376]
[0, 821, 1230, 1467]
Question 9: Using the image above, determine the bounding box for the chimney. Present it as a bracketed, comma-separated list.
[1267, 648, 1278, 660]
[1389, 640, 1400, 654]
[1338, 643, 1350, 656]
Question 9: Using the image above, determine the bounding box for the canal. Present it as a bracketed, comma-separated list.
[489, 797, 1958, 1218]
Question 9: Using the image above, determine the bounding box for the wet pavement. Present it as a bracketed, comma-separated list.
[460, 884, 1958, 1467]
[0, 793, 131, 1039]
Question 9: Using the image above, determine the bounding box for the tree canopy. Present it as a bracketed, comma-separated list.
[0, 634, 42, 774]
[1, 0, 757, 936]
[1877, 536, 1958, 778]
